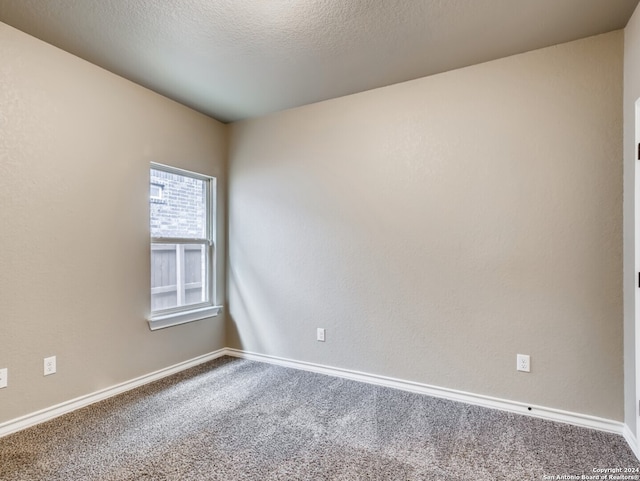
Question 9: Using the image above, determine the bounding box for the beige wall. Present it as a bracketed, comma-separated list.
[625, 4, 640, 438]
[0, 23, 227, 423]
[228, 31, 624, 420]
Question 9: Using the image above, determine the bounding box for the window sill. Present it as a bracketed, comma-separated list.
[147, 305, 223, 331]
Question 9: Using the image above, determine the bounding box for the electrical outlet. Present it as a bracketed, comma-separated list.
[317, 328, 326, 342]
[0, 368, 7, 388]
[517, 354, 530, 372]
[44, 356, 56, 376]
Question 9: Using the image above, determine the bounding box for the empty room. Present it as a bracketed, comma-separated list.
[2, 0, 640, 479]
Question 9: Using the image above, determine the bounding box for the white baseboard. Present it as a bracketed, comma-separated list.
[624, 424, 640, 459]
[0, 349, 227, 439]
[224, 348, 626, 436]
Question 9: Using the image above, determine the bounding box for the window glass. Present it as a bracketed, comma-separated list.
[151, 243, 207, 311]
[150, 168, 206, 239]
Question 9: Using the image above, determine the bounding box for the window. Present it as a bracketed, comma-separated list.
[149, 183, 164, 202]
[148, 163, 221, 330]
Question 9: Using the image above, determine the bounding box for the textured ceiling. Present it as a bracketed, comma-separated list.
[0, 0, 638, 123]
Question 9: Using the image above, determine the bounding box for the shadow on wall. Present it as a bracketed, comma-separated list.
[228, 260, 289, 355]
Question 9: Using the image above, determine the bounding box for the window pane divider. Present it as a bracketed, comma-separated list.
[151, 237, 210, 245]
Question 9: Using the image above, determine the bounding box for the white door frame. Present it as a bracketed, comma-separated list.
[634, 98, 640, 438]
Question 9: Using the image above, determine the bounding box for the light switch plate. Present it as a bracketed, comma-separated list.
[317, 328, 326, 342]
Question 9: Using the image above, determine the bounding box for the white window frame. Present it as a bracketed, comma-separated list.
[147, 163, 222, 330]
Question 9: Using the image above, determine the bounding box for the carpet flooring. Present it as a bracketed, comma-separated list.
[0, 356, 637, 480]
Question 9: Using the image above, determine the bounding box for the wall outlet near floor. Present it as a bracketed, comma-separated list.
[44, 356, 56, 376]
[0, 368, 7, 388]
[517, 354, 530, 372]
[317, 328, 326, 342]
